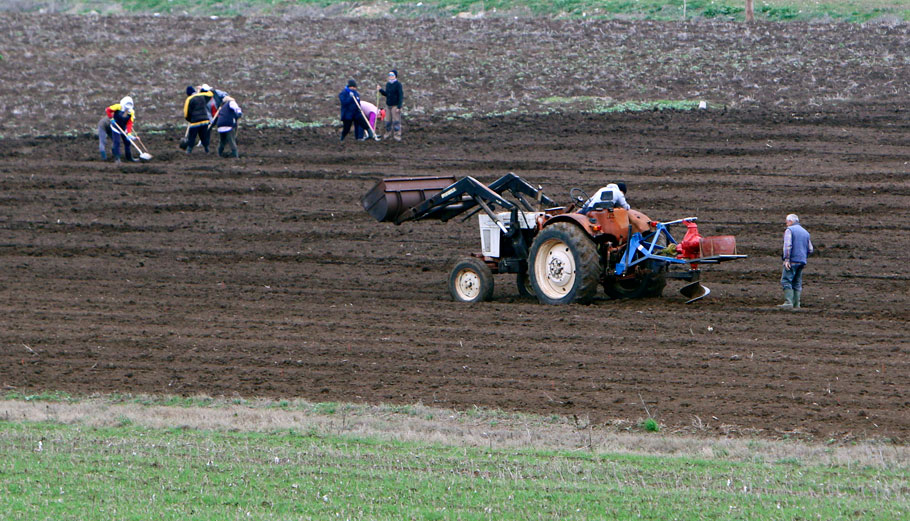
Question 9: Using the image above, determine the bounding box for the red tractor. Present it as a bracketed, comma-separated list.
[363, 173, 744, 304]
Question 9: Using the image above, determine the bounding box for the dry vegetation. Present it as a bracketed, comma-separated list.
[4, 396, 908, 468]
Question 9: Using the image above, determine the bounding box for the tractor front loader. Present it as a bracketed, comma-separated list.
[362, 173, 745, 305]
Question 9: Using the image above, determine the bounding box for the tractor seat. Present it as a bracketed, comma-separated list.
[585, 200, 615, 214]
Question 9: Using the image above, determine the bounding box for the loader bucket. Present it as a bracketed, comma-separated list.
[361, 176, 457, 223]
[680, 281, 710, 303]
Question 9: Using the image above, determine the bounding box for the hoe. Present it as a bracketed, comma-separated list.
[362, 173, 745, 304]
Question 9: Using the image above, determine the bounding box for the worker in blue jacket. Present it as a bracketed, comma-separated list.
[338, 79, 373, 142]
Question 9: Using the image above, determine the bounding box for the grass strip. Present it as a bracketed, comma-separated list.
[1, 418, 908, 520]
[16, 0, 910, 22]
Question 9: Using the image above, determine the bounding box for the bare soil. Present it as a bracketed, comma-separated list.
[2, 15, 909, 135]
[1, 15, 909, 442]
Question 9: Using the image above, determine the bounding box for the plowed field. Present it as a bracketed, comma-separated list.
[1, 15, 909, 441]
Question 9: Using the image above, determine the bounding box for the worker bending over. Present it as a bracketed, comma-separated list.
[184, 84, 215, 154]
[99, 96, 137, 163]
[216, 95, 242, 158]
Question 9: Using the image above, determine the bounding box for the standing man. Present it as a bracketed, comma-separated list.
[184, 85, 214, 154]
[103, 96, 137, 163]
[779, 213, 813, 309]
[377, 69, 403, 141]
[215, 95, 242, 158]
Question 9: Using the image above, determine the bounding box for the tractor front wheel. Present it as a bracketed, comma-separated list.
[516, 271, 534, 298]
[529, 222, 602, 305]
[449, 257, 494, 303]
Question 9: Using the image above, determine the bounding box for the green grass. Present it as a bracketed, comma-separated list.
[542, 96, 703, 113]
[27, 0, 910, 21]
[596, 99, 702, 113]
[248, 117, 327, 129]
[2, 390, 78, 403]
[641, 418, 661, 432]
[1, 420, 907, 520]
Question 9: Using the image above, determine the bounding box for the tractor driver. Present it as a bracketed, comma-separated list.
[581, 182, 630, 212]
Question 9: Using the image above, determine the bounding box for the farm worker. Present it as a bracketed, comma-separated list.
[184, 84, 214, 154]
[339, 79, 371, 142]
[377, 69, 403, 141]
[101, 96, 137, 163]
[215, 95, 243, 158]
[582, 182, 630, 212]
[778, 213, 813, 309]
[359, 99, 380, 140]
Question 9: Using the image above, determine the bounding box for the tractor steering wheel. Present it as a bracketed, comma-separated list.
[569, 187, 589, 206]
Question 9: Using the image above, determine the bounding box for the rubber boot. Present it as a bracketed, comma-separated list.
[777, 288, 794, 309]
[793, 290, 801, 309]
[100, 150, 107, 160]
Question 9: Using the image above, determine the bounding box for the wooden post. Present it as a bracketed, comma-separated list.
[745, 0, 754, 22]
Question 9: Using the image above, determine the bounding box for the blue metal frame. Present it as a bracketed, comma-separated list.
[614, 218, 698, 276]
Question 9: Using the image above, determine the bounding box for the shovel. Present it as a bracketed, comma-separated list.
[178, 124, 191, 150]
[132, 132, 152, 156]
[110, 120, 152, 161]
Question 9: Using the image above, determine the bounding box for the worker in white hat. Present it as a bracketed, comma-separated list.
[99, 96, 137, 163]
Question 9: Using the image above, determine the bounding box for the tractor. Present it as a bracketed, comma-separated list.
[362, 173, 745, 305]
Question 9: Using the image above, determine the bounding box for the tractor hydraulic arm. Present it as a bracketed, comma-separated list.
[486, 172, 557, 210]
[394, 172, 554, 226]
[394, 176, 517, 225]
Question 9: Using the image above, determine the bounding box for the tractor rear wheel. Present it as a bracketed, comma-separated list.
[604, 260, 667, 299]
[449, 257, 494, 303]
[529, 222, 602, 305]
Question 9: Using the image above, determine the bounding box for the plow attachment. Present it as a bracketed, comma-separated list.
[679, 280, 711, 303]
[677, 234, 739, 303]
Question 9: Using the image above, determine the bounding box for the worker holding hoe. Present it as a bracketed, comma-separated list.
[99, 96, 137, 163]
[183, 84, 215, 154]
[339, 79, 374, 142]
[377, 69, 403, 141]
[778, 213, 813, 309]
